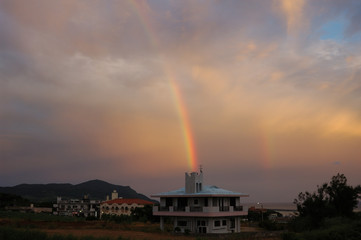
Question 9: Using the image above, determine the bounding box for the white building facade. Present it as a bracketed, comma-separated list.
[53, 196, 100, 217]
[100, 198, 154, 218]
[152, 171, 249, 234]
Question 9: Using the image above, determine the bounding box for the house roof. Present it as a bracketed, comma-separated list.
[151, 185, 249, 198]
[101, 198, 154, 205]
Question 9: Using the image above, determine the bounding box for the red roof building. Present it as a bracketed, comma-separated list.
[100, 198, 154, 217]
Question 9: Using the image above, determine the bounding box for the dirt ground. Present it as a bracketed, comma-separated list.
[1, 219, 281, 240]
[43, 228, 193, 240]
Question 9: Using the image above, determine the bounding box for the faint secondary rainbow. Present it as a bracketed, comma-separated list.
[259, 126, 275, 170]
[128, 0, 198, 171]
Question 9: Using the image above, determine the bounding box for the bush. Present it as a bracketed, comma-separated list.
[282, 232, 299, 240]
[259, 220, 284, 231]
[287, 216, 361, 240]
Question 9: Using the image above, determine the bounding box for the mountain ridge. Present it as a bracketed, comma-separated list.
[0, 179, 154, 203]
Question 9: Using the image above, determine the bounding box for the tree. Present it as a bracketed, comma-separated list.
[130, 205, 158, 222]
[326, 174, 360, 217]
[294, 173, 361, 228]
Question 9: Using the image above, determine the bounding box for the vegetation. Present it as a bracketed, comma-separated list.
[0, 226, 127, 240]
[0, 211, 83, 222]
[283, 215, 361, 240]
[0, 193, 30, 209]
[293, 173, 361, 230]
[0, 180, 154, 203]
[285, 173, 361, 240]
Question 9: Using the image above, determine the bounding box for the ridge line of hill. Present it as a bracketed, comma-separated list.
[0, 179, 155, 203]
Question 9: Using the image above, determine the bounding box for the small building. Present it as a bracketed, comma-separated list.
[53, 196, 100, 217]
[100, 198, 154, 218]
[152, 170, 249, 234]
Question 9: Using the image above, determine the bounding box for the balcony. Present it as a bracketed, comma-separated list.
[153, 205, 247, 217]
[233, 206, 243, 211]
[219, 206, 229, 212]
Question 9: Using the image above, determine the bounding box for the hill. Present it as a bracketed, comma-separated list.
[0, 179, 154, 203]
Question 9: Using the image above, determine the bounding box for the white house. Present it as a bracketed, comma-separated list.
[54, 196, 100, 217]
[152, 170, 249, 234]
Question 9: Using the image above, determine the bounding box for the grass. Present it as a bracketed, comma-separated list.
[0, 226, 129, 240]
[0, 211, 83, 222]
[284, 216, 361, 240]
[0, 211, 282, 240]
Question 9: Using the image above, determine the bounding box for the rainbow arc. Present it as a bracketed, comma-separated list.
[128, 1, 198, 171]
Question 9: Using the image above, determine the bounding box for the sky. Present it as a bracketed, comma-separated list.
[1, 0, 361, 203]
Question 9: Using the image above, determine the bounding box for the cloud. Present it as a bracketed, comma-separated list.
[345, 3, 361, 36]
[1, 0, 361, 201]
[275, 0, 306, 35]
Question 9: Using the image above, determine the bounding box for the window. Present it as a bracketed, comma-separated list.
[194, 199, 199, 205]
[222, 220, 227, 226]
[204, 198, 208, 207]
[214, 220, 221, 227]
[197, 220, 206, 226]
[212, 198, 218, 207]
[178, 221, 187, 227]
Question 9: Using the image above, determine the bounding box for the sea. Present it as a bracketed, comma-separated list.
[244, 202, 298, 217]
[243, 202, 361, 216]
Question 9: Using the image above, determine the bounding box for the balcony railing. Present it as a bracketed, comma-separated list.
[190, 206, 203, 212]
[174, 206, 186, 212]
[233, 206, 243, 211]
[159, 206, 169, 211]
[155, 205, 244, 213]
[219, 206, 230, 212]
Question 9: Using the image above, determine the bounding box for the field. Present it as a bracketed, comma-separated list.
[0, 211, 281, 240]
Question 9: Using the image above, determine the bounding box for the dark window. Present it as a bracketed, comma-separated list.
[197, 220, 206, 226]
[166, 198, 173, 207]
[222, 220, 227, 226]
[214, 220, 221, 227]
[230, 197, 236, 207]
[212, 198, 217, 207]
[178, 221, 187, 227]
[178, 198, 187, 208]
[194, 199, 198, 205]
[204, 198, 208, 207]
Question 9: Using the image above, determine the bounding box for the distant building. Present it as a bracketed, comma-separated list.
[53, 195, 100, 217]
[100, 198, 154, 218]
[152, 170, 249, 234]
[5, 204, 52, 214]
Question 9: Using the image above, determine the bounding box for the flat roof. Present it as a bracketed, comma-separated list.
[151, 185, 249, 198]
[101, 198, 154, 205]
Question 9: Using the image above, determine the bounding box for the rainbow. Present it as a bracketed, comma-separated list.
[259, 127, 275, 170]
[128, 1, 198, 171]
